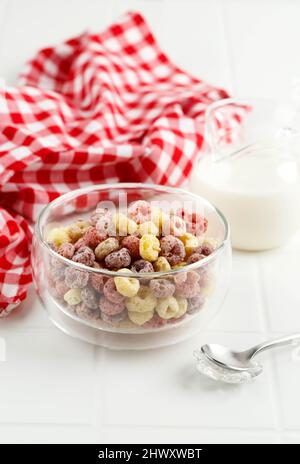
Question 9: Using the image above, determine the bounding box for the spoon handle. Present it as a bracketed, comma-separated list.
[247, 333, 300, 359]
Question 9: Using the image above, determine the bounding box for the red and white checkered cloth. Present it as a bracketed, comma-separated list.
[0, 11, 230, 316]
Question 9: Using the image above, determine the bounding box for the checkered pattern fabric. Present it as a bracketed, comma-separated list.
[0, 11, 230, 315]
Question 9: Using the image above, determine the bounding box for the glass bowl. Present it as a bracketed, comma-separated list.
[31, 183, 231, 350]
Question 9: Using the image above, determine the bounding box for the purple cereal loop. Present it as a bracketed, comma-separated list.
[99, 296, 125, 316]
[105, 248, 131, 270]
[131, 259, 154, 274]
[187, 294, 206, 314]
[64, 267, 89, 289]
[72, 246, 95, 267]
[81, 286, 99, 309]
[57, 242, 75, 260]
[76, 303, 101, 321]
[55, 280, 69, 297]
[121, 235, 140, 259]
[149, 279, 175, 298]
[175, 271, 201, 298]
[101, 310, 127, 325]
[160, 235, 185, 266]
[186, 253, 206, 265]
[103, 278, 125, 304]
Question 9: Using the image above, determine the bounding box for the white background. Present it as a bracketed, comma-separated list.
[1, 0, 300, 445]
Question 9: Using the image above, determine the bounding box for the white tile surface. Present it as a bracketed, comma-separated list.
[103, 332, 276, 429]
[211, 251, 265, 332]
[282, 433, 300, 444]
[102, 426, 280, 444]
[0, 0, 300, 445]
[0, 286, 52, 329]
[0, 424, 99, 444]
[272, 348, 300, 430]
[260, 250, 300, 332]
[0, 329, 97, 424]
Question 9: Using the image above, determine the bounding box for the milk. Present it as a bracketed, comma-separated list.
[190, 150, 300, 250]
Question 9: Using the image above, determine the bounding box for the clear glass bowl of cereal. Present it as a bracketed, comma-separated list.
[32, 183, 231, 350]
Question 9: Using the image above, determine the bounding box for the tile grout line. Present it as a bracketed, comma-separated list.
[255, 253, 285, 436]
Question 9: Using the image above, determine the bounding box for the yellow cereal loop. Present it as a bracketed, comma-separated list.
[179, 233, 200, 256]
[63, 288, 82, 305]
[114, 269, 140, 297]
[125, 286, 157, 313]
[139, 234, 160, 262]
[150, 206, 164, 229]
[46, 227, 71, 247]
[172, 262, 187, 270]
[67, 220, 90, 242]
[202, 237, 220, 249]
[174, 297, 188, 319]
[138, 221, 159, 237]
[156, 297, 179, 320]
[128, 310, 154, 326]
[153, 257, 171, 272]
[113, 213, 137, 235]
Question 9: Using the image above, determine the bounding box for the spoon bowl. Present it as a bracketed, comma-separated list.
[194, 332, 300, 384]
[201, 344, 259, 372]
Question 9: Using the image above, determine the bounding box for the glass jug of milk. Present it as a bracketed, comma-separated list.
[190, 98, 300, 250]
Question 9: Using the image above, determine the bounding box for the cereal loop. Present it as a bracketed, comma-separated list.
[149, 279, 175, 298]
[57, 242, 75, 259]
[114, 269, 140, 297]
[174, 297, 188, 319]
[64, 267, 89, 289]
[99, 296, 125, 316]
[105, 248, 131, 270]
[72, 246, 95, 267]
[103, 278, 125, 304]
[156, 297, 179, 320]
[139, 234, 160, 262]
[67, 220, 90, 242]
[64, 288, 82, 305]
[81, 286, 99, 309]
[113, 213, 137, 236]
[125, 286, 157, 313]
[137, 221, 159, 237]
[46, 227, 71, 247]
[128, 200, 152, 224]
[131, 259, 154, 274]
[153, 257, 171, 272]
[121, 235, 140, 259]
[160, 235, 185, 266]
[128, 310, 154, 326]
[175, 271, 201, 298]
[95, 238, 119, 261]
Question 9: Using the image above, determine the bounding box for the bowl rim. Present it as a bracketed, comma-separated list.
[36, 182, 230, 278]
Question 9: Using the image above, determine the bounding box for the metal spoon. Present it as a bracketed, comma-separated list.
[194, 333, 300, 384]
